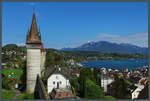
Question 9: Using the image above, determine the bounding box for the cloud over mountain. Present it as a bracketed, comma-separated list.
[96, 32, 148, 47]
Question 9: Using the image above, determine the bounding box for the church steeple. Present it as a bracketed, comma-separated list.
[26, 10, 41, 44]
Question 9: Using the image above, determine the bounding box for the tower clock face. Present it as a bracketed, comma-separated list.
[31, 37, 34, 41]
[56, 76, 59, 79]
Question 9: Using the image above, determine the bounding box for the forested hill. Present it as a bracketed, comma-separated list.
[2, 44, 148, 64]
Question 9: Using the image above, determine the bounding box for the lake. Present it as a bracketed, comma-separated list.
[80, 59, 148, 70]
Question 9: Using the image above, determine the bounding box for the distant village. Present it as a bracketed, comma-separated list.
[1, 11, 148, 100]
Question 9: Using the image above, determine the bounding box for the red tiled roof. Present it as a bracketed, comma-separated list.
[140, 77, 148, 85]
[41, 42, 46, 52]
[71, 70, 80, 74]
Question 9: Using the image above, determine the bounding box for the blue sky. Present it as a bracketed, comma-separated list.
[2, 2, 148, 49]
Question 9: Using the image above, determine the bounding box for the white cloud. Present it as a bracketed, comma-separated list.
[16, 43, 25, 46]
[29, 2, 35, 6]
[96, 32, 148, 47]
[44, 32, 148, 49]
[63, 40, 88, 48]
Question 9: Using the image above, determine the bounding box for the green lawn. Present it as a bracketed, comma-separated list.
[104, 96, 116, 100]
[2, 90, 34, 100]
[2, 68, 23, 78]
[2, 90, 16, 99]
[17, 93, 26, 99]
[18, 93, 34, 99]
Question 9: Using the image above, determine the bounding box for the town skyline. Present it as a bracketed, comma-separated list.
[2, 2, 148, 49]
[2, 2, 149, 99]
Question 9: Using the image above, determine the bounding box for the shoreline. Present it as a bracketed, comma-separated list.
[79, 58, 148, 71]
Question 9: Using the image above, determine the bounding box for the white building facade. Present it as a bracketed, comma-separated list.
[132, 84, 144, 99]
[47, 73, 70, 94]
[101, 75, 114, 92]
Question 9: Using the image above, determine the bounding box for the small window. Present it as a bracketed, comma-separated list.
[56, 76, 58, 79]
[66, 92, 70, 97]
[58, 93, 61, 98]
[60, 81, 62, 84]
[53, 81, 55, 85]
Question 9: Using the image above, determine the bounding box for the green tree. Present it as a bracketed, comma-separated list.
[45, 52, 55, 68]
[79, 67, 95, 97]
[84, 79, 104, 99]
[93, 68, 101, 86]
[69, 78, 80, 92]
[111, 75, 131, 99]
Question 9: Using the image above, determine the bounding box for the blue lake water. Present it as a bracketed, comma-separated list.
[80, 59, 148, 70]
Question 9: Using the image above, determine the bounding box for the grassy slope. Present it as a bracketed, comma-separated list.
[2, 90, 16, 99]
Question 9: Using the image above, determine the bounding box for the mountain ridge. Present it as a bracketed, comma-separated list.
[61, 41, 148, 55]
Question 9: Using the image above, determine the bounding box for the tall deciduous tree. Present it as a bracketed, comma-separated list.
[111, 75, 131, 99]
[93, 68, 101, 87]
[84, 79, 104, 99]
[79, 67, 94, 97]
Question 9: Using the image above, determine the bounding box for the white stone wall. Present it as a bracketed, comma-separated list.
[40, 51, 46, 71]
[101, 77, 114, 92]
[27, 48, 41, 93]
[132, 84, 144, 99]
[47, 74, 70, 94]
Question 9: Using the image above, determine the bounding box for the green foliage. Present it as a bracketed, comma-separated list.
[2, 68, 23, 89]
[104, 96, 116, 100]
[93, 68, 101, 86]
[111, 76, 131, 99]
[79, 67, 95, 97]
[45, 50, 69, 68]
[121, 76, 131, 85]
[61, 51, 147, 62]
[17, 93, 26, 99]
[20, 60, 27, 84]
[84, 79, 104, 99]
[2, 76, 11, 90]
[2, 90, 16, 99]
[2, 68, 23, 78]
[69, 78, 80, 91]
[24, 93, 34, 99]
[45, 52, 55, 68]
[18, 93, 34, 99]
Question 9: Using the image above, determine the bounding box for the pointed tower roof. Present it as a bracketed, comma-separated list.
[26, 11, 41, 44]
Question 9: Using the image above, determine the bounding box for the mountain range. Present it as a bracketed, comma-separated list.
[61, 41, 148, 55]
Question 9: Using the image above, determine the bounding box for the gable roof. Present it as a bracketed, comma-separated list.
[44, 66, 70, 80]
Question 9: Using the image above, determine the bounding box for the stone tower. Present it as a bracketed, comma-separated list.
[26, 12, 41, 94]
[40, 42, 46, 72]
